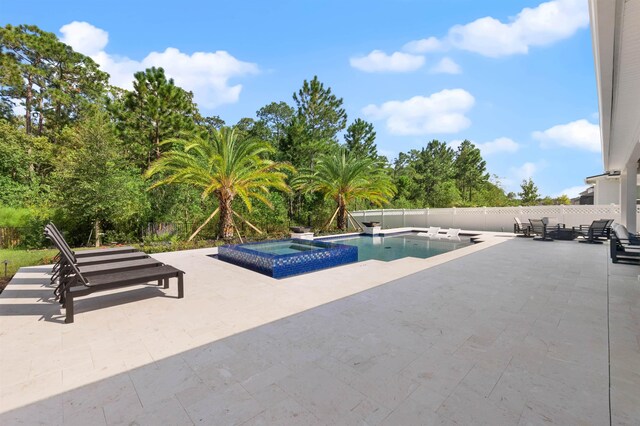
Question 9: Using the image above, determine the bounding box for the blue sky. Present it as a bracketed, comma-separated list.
[2, 0, 601, 197]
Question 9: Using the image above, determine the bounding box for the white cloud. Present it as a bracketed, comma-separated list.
[511, 162, 538, 181]
[430, 57, 462, 74]
[59, 21, 258, 109]
[402, 37, 443, 53]
[555, 185, 589, 198]
[362, 89, 474, 135]
[350, 50, 425, 73]
[449, 137, 519, 155]
[60, 21, 108, 55]
[378, 149, 397, 161]
[532, 119, 601, 152]
[478, 137, 519, 155]
[397, 0, 589, 59]
[447, 0, 589, 57]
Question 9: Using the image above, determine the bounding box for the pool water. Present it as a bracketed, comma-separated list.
[217, 238, 357, 278]
[250, 241, 323, 255]
[329, 233, 472, 262]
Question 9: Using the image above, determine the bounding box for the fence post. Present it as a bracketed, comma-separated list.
[381, 209, 385, 229]
[483, 206, 488, 231]
[452, 207, 456, 228]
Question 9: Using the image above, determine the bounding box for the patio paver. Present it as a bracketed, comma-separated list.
[0, 237, 638, 425]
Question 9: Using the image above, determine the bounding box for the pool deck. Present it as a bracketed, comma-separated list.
[0, 234, 639, 424]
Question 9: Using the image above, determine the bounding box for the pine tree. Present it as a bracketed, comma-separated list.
[454, 140, 489, 203]
[120, 67, 197, 167]
[286, 76, 347, 169]
[0, 24, 108, 136]
[344, 118, 378, 160]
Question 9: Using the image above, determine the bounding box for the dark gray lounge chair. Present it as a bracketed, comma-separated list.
[45, 225, 149, 284]
[51, 229, 184, 323]
[609, 223, 640, 263]
[514, 217, 532, 237]
[48, 222, 137, 257]
[573, 219, 613, 244]
[45, 225, 149, 265]
[529, 219, 553, 241]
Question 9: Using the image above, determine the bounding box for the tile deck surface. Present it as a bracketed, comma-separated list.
[0, 237, 639, 425]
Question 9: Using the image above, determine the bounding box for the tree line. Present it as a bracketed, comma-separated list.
[0, 24, 566, 247]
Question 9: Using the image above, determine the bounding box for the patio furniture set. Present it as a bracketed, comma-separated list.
[515, 217, 640, 264]
[44, 223, 184, 323]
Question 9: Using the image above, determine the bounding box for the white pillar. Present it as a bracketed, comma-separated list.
[620, 160, 637, 233]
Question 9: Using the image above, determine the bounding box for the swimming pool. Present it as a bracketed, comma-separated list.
[217, 232, 474, 278]
[326, 233, 472, 262]
[217, 238, 358, 278]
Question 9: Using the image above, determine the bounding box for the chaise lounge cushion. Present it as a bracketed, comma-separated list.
[612, 223, 640, 245]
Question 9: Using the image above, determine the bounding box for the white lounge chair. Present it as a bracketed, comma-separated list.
[416, 226, 440, 238]
[432, 228, 461, 240]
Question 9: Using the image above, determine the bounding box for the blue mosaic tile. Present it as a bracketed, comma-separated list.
[218, 238, 358, 279]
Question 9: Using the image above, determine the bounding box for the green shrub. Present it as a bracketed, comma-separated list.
[0, 207, 32, 227]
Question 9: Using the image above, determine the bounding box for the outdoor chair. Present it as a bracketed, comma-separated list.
[573, 219, 613, 244]
[513, 218, 532, 237]
[48, 222, 138, 257]
[58, 253, 184, 324]
[609, 223, 640, 263]
[433, 228, 461, 240]
[45, 224, 149, 285]
[48, 227, 184, 323]
[529, 219, 553, 241]
[416, 226, 440, 238]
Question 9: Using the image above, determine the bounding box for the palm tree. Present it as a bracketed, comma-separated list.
[146, 127, 293, 240]
[293, 149, 395, 230]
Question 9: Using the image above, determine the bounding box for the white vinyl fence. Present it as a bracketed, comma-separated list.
[350, 205, 631, 232]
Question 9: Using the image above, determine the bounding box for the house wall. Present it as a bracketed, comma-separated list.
[594, 178, 620, 204]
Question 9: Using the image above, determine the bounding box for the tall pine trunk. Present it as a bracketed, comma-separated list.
[154, 125, 161, 159]
[25, 74, 32, 134]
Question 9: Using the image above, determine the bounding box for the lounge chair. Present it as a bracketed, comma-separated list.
[573, 219, 613, 244]
[60, 261, 184, 324]
[432, 228, 461, 240]
[49, 229, 184, 323]
[609, 223, 640, 263]
[416, 227, 441, 238]
[46, 223, 141, 271]
[513, 218, 532, 237]
[528, 219, 553, 241]
[45, 225, 148, 283]
[48, 222, 138, 257]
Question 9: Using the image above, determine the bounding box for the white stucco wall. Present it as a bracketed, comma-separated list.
[594, 178, 620, 204]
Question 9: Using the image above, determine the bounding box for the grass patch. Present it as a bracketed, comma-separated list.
[0, 248, 58, 281]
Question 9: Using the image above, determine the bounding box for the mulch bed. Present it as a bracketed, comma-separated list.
[0, 276, 11, 293]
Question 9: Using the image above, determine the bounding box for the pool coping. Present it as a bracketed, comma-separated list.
[216, 228, 513, 281]
[217, 238, 359, 279]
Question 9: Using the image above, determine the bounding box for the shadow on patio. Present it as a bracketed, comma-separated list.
[0, 239, 638, 425]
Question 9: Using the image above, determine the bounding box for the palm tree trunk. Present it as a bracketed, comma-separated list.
[337, 201, 348, 230]
[218, 194, 234, 240]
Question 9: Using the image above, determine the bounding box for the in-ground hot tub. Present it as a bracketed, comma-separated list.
[217, 239, 358, 278]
